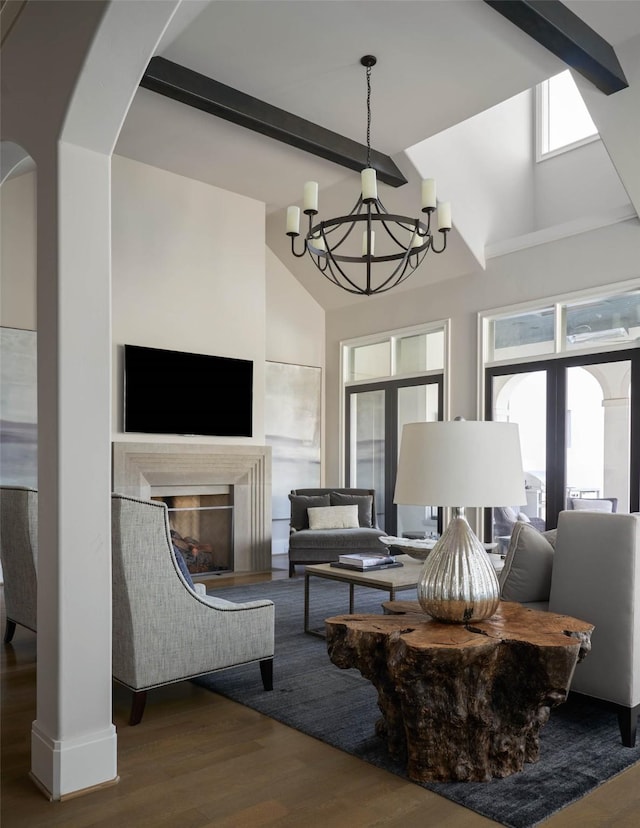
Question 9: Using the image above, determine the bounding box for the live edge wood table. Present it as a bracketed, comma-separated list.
[325, 600, 593, 783]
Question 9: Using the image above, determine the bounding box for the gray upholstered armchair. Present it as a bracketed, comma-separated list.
[111, 493, 275, 724]
[0, 485, 38, 643]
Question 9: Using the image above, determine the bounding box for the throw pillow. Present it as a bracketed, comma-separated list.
[330, 492, 374, 527]
[307, 504, 360, 530]
[172, 544, 196, 590]
[289, 493, 331, 530]
[499, 521, 555, 603]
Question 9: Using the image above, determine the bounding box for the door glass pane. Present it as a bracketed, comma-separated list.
[491, 371, 547, 549]
[349, 389, 386, 529]
[396, 384, 440, 538]
[565, 361, 630, 512]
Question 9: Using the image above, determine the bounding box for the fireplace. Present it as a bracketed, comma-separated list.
[112, 442, 272, 573]
[153, 489, 233, 574]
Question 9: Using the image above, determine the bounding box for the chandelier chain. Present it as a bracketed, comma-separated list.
[366, 63, 372, 169]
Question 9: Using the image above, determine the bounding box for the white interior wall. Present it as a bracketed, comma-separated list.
[111, 155, 267, 443]
[406, 90, 535, 267]
[265, 246, 324, 369]
[533, 138, 631, 230]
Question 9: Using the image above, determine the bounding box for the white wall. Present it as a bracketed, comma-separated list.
[325, 219, 640, 485]
[0, 171, 37, 330]
[265, 246, 324, 368]
[534, 138, 631, 231]
[111, 155, 267, 443]
[1, 158, 327, 452]
[111, 157, 326, 449]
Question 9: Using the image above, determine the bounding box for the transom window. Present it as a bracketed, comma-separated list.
[344, 324, 446, 384]
[482, 286, 640, 365]
[537, 69, 598, 160]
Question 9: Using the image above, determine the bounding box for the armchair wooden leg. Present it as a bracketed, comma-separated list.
[617, 704, 639, 747]
[289, 562, 295, 577]
[260, 658, 273, 691]
[3, 619, 16, 644]
[129, 690, 147, 726]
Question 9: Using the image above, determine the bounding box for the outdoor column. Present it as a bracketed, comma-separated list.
[603, 396, 630, 513]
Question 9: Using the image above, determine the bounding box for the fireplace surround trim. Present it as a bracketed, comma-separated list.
[112, 441, 272, 573]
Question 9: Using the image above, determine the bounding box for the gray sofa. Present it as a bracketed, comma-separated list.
[288, 487, 386, 576]
[499, 510, 640, 747]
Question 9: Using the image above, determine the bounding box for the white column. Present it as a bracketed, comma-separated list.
[30, 143, 117, 799]
[602, 397, 630, 513]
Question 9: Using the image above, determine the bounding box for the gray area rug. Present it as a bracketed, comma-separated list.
[194, 577, 640, 827]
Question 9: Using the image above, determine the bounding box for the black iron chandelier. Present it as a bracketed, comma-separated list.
[286, 56, 451, 296]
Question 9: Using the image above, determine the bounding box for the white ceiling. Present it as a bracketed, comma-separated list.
[115, 0, 640, 310]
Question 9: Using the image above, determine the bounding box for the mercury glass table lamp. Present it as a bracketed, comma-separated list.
[394, 420, 526, 623]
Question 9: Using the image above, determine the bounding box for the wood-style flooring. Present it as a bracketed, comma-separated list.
[2, 562, 640, 827]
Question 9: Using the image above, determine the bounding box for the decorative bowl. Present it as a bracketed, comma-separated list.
[380, 536, 437, 562]
[390, 545, 433, 562]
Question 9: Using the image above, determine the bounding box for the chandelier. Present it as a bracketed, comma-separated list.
[286, 56, 451, 296]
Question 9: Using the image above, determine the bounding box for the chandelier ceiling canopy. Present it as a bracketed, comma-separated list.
[286, 56, 452, 297]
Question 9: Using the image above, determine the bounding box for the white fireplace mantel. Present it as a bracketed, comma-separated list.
[112, 441, 272, 573]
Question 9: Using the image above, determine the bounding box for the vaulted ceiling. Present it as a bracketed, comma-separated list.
[115, 1, 640, 309]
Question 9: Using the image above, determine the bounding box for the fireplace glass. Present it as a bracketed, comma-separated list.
[154, 493, 233, 574]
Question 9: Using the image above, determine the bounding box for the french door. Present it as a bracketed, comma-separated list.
[485, 349, 640, 536]
[345, 375, 443, 535]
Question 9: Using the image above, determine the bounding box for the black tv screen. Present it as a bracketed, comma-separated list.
[124, 344, 253, 437]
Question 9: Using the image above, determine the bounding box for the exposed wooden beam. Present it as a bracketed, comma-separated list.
[140, 57, 408, 188]
[484, 0, 628, 94]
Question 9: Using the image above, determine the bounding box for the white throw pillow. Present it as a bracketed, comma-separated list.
[307, 504, 359, 530]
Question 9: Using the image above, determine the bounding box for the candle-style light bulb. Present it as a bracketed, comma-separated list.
[422, 179, 436, 211]
[303, 181, 318, 213]
[437, 201, 452, 230]
[361, 168, 378, 202]
[286, 206, 300, 236]
[362, 229, 375, 257]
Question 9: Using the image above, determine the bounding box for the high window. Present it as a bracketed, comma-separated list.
[537, 69, 598, 160]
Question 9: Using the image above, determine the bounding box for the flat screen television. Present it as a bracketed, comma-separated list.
[124, 344, 253, 437]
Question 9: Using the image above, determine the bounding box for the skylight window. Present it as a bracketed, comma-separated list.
[537, 70, 598, 159]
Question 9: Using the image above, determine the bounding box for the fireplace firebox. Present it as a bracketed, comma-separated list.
[153, 492, 233, 574]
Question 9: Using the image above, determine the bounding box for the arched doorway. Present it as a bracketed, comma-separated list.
[486, 349, 638, 541]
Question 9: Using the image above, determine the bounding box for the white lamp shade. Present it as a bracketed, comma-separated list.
[394, 420, 526, 508]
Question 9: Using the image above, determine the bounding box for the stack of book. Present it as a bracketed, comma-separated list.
[331, 552, 400, 571]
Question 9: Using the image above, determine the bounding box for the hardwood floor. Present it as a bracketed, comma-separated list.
[3, 564, 640, 827]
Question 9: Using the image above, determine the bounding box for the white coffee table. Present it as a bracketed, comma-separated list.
[304, 554, 424, 636]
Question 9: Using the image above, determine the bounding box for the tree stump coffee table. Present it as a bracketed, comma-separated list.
[325, 600, 593, 782]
